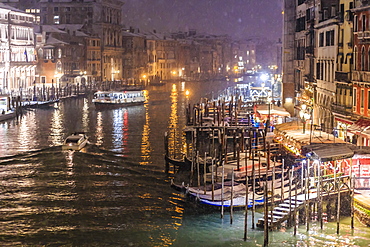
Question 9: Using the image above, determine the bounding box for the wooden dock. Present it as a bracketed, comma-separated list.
[257, 175, 352, 229]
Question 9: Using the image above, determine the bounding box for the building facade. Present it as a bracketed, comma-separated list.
[1, 0, 124, 83]
[0, 3, 36, 94]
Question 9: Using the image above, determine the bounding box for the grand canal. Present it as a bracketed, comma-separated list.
[1, 81, 370, 246]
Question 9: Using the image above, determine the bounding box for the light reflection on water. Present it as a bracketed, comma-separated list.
[50, 107, 64, 146]
[172, 211, 370, 247]
[0, 82, 369, 246]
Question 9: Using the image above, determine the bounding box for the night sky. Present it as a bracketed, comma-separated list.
[122, 0, 283, 41]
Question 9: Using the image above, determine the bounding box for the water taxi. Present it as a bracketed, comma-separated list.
[92, 90, 145, 106]
[62, 132, 88, 151]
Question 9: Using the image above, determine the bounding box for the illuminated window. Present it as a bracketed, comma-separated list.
[53, 15, 59, 24]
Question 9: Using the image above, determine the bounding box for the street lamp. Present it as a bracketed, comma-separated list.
[300, 104, 312, 134]
[142, 74, 147, 86]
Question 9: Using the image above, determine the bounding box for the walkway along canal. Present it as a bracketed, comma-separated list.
[165, 92, 368, 246]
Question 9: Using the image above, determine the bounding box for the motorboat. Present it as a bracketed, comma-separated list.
[62, 132, 88, 151]
[0, 96, 16, 122]
[92, 90, 146, 106]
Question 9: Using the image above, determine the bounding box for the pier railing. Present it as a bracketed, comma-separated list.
[314, 174, 351, 194]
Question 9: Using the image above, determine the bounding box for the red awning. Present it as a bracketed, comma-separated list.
[347, 118, 370, 137]
[334, 116, 354, 125]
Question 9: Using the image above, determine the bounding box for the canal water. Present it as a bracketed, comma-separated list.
[0, 81, 370, 246]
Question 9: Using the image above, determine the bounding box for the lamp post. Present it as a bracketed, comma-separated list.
[300, 104, 311, 134]
[171, 70, 177, 81]
[300, 104, 307, 134]
[142, 74, 147, 86]
[51, 79, 54, 100]
[42, 80, 45, 101]
[181, 67, 185, 80]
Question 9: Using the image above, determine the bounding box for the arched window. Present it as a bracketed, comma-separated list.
[363, 15, 367, 31]
[354, 46, 358, 71]
[362, 46, 366, 71]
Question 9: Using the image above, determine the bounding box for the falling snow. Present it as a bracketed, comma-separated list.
[122, 0, 283, 41]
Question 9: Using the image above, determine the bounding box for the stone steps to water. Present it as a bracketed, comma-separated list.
[283, 199, 304, 205]
[278, 203, 299, 209]
[271, 210, 288, 216]
[267, 214, 284, 219]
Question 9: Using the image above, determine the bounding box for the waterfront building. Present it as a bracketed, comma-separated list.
[332, 0, 355, 142]
[122, 29, 147, 85]
[232, 40, 257, 75]
[2, 0, 124, 83]
[85, 35, 101, 85]
[314, 0, 339, 134]
[192, 33, 232, 80]
[144, 31, 179, 82]
[34, 24, 88, 87]
[0, 3, 36, 94]
[349, 2, 370, 146]
[282, 0, 296, 114]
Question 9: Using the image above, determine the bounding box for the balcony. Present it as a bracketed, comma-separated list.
[305, 46, 314, 54]
[331, 103, 354, 116]
[358, 31, 364, 39]
[365, 31, 370, 39]
[335, 71, 351, 82]
[352, 71, 370, 82]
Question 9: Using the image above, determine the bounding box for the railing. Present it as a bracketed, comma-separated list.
[358, 31, 364, 39]
[352, 70, 370, 82]
[365, 31, 370, 39]
[335, 71, 351, 82]
[319, 175, 351, 194]
[355, 177, 370, 190]
[331, 103, 353, 116]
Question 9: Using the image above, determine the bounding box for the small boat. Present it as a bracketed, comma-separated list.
[0, 96, 16, 122]
[171, 175, 292, 208]
[92, 90, 145, 106]
[62, 132, 88, 151]
[0, 110, 16, 122]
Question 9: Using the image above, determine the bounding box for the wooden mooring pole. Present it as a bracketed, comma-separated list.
[294, 167, 298, 236]
[197, 151, 200, 189]
[252, 149, 256, 229]
[350, 158, 354, 229]
[211, 156, 215, 201]
[281, 159, 285, 203]
[230, 170, 234, 224]
[244, 165, 249, 241]
[263, 183, 269, 247]
[164, 132, 169, 173]
[318, 161, 323, 230]
[221, 161, 225, 219]
[335, 161, 341, 235]
[306, 159, 310, 232]
[288, 165, 292, 227]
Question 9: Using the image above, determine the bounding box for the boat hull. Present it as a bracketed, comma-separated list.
[92, 90, 146, 108]
[0, 111, 16, 122]
[93, 101, 144, 107]
[62, 134, 88, 151]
